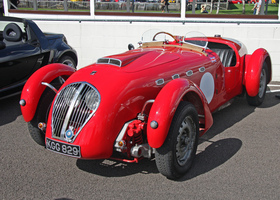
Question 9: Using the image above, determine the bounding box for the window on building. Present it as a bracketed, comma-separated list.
[95, 0, 180, 14]
[6, 0, 279, 19]
[185, 0, 278, 17]
[10, 0, 90, 13]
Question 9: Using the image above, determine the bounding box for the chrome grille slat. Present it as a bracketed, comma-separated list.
[51, 82, 100, 143]
[52, 94, 65, 137]
[53, 83, 81, 137]
[74, 87, 89, 128]
[70, 86, 88, 131]
[60, 84, 84, 139]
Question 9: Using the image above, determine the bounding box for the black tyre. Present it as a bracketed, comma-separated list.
[58, 55, 77, 69]
[28, 85, 60, 146]
[155, 101, 199, 179]
[246, 62, 268, 106]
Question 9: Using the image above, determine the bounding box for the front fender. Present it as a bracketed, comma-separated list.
[244, 48, 271, 97]
[20, 63, 76, 122]
[147, 78, 213, 149]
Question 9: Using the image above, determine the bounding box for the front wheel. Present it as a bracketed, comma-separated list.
[155, 101, 199, 179]
[28, 84, 61, 146]
[246, 62, 268, 106]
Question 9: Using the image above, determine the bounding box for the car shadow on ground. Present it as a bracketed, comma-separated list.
[76, 92, 279, 180]
[0, 94, 22, 126]
[179, 138, 242, 181]
[76, 138, 242, 180]
[76, 157, 159, 177]
[200, 92, 279, 142]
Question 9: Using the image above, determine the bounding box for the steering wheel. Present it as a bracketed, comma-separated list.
[152, 31, 178, 43]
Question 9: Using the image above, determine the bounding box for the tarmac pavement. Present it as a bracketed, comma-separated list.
[1, 82, 280, 200]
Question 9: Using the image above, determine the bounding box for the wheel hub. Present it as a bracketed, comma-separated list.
[176, 116, 196, 166]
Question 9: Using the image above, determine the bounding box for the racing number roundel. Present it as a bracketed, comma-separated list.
[200, 72, 215, 104]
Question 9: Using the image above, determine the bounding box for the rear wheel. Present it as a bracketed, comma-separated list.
[246, 62, 268, 106]
[155, 101, 199, 179]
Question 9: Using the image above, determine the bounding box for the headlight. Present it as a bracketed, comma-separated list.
[84, 89, 100, 111]
[63, 86, 80, 107]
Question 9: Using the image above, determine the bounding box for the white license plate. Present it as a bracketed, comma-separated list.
[46, 138, 81, 158]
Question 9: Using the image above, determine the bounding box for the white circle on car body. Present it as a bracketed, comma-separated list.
[200, 72, 215, 104]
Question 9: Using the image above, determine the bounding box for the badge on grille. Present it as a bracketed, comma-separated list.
[65, 129, 73, 139]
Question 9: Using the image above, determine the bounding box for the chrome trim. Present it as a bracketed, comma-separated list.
[150, 121, 158, 129]
[131, 143, 152, 158]
[114, 120, 134, 151]
[140, 100, 155, 116]
[199, 67, 206, 73]
[19, 99, 26, 106]
[97, 58, 122, 67]
[155, 79, 164, 86]
[138, 99, 155, 121]
[51, 82, 101, 143]
[58, 76, 66, 84]
[41, 82, 58, 93]
[186, 70, 193, 77]
[172, 74, 180, 79]
[60, 84, 84, 140]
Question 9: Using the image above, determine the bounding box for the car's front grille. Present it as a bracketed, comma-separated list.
[51, 82, 100, 143]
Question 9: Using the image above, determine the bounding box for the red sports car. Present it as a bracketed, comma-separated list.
[229, 0, 243, 3]
[20, 30, 271, 179]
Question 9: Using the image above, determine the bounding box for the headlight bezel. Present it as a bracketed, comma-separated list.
[84, 88, 101, 111]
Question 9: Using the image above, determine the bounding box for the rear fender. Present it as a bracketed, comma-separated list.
[244, 48, 272, 97]
[147, 78, 213, 149]
[20, 63, 76, 122]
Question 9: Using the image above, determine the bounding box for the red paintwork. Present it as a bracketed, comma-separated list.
[147, 78, 213, 148]
[20, 63, 75, 122]
[244, 48, 271, 97]
[20, 33, 272, 161]
[229, 0, 242, 4]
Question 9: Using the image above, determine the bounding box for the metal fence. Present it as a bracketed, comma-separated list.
[17, 0, 90, 11]
[15, 0, 182, 12]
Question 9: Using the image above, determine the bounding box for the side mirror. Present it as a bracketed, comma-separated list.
[128, 43, 135, 50]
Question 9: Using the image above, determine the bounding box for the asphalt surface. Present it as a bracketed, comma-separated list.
[1, 82, 280, 200]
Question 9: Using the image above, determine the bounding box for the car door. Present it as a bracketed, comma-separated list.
[0, 42, 43, 89]
[0, 21, 43, 89]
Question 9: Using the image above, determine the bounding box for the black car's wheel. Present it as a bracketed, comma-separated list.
[155, 101, 199, 179]
[59, 55, 77, 69]
[28, 85, 60, 146]
[246, 62, 268, 106]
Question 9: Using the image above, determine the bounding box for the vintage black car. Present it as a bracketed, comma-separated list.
[0, 16, 78, 99]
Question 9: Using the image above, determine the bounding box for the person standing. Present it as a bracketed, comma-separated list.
[252, 0, 262, 15]
[161, 0, 169, 13]
[161, 0, 165, 13]
[164, 0, 169, 13]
